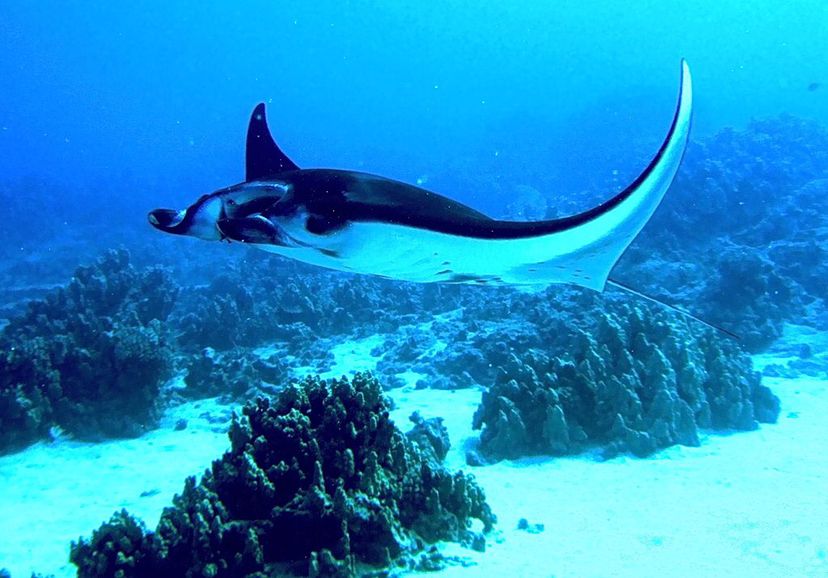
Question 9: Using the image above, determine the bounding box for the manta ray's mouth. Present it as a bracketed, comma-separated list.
[217, 215, 289, 245]
[217, 215, 310, 250]
[148, 208, 186, 231]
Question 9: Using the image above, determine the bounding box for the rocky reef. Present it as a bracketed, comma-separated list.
[471, 303, 780, 462]
[617, 116, 828, 350]
[71, 373, 494, 577]
[181, 346, 289, 402]
[170, 255, 455, 354]
[0, 116, 814, 466]
[0, 249, 176, 452]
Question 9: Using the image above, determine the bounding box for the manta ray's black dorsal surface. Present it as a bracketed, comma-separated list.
[150, 61, 694, 298]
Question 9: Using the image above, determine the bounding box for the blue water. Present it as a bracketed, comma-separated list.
[1, 1, 826, 215]
[1, 2, 828, 577]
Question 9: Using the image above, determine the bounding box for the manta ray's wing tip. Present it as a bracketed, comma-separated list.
[680, 60, 692, 98]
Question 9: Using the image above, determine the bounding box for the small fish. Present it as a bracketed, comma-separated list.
[807, 82, 821, 92]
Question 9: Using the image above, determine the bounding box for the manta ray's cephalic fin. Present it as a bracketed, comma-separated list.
[246, 102, 300, 181]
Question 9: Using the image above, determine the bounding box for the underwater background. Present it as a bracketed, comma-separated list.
[1, 1, 827, 577]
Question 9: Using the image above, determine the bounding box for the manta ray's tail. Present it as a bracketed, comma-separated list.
[607, 277, 739, 340]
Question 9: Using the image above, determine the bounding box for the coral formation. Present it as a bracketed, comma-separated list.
[406, 411, 451, 467]
[69, 510, 152, 578]
[0, 250, 176, 452]
[71, 373, 494, 577]
[472, 303, 780, 461]
[182, 346, 283, 401]
[170, 252, 463, 354]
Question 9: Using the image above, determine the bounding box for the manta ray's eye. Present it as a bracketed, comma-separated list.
[227, 199, 237, 206]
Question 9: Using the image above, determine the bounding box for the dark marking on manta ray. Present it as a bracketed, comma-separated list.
[442, 274, 477, 284]
[448, 274, 480, 283]
[447, 274, 500, 284]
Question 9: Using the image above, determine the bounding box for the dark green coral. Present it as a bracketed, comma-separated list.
[0, 249, 176, 452]
[72, 373, 494, 577]
[70, 510, 153, 578]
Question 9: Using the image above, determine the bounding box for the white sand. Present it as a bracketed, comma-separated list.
[390, 377, 828, 578]
[0, 398, 231, 578]
[1, 344, 827, 577]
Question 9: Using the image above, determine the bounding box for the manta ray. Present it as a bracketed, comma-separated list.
[150, 61, 692, 296]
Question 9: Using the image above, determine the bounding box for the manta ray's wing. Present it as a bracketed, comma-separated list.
[525, 58, 693, 290]
[246, 103, 300, 181]
[410, 61, 689, 290]
[297, 60, 693, 291]
[238, 61, 691, 292]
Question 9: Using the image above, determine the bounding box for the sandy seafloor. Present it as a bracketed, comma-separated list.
[1, 325, 827, 578]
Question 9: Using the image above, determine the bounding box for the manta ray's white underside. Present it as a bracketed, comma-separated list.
[252, 62, 693, 290]
[253, 219, 630, 289]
